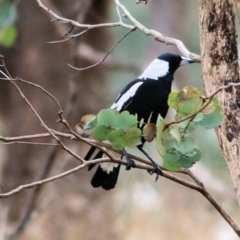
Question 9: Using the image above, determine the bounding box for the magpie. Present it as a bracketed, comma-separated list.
[85, 53, 196, 190]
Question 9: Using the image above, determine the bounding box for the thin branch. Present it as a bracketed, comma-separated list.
[0, 55, 84, 164]
[35, 0, 134, 30]
[0, 141, 59, 146]
[0, 152, 239, 235]
[77, 43, 141, 73]
[114, 0, 201, 61]
[16, 77, 63, 110]
[0, 163, 86, 198]
[68, 27, 136, 71]
[35, 0, 200, 61]
[47, 29, 90, 44]
[0, 77, 63, 111]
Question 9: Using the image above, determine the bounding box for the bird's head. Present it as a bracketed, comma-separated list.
[139, 53, 196, 80]
[158, 53, 196, 74]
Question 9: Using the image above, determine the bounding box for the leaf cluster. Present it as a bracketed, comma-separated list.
[80, 86, 224, 172]
[157, 86, 224, 171]
[84, 109, 141, 150]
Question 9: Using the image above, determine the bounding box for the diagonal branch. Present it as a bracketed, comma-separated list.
[35, 0, 200, 61]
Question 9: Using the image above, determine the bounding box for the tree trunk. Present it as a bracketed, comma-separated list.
[198, 0, 240, 204]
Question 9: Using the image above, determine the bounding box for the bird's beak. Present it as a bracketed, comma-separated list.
[180, 56, 196, 65]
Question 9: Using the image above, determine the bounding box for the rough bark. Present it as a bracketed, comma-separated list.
[199, 0, 240, 204]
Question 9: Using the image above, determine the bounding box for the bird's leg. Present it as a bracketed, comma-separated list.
[137, 147, 163, 181]
[122, 149, 135, 170]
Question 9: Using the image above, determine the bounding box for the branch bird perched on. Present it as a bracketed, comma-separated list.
[85, 53, 196, 190]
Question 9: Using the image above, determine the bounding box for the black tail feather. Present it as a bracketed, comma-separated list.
[91, 165, 121, 190]
[85, 146, 104, 171]
[88, 150, 104, 171]
[85, 146, 96, 160]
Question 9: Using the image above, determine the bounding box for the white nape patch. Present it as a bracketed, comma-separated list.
[139, 59, 169, 80]
[101, 162, 119, 174]
[111, 82, 143, 111]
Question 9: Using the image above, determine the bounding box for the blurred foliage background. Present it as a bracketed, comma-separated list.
[0, 0, 239, 240]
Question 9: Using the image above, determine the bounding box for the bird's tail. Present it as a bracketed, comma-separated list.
[84, 146, 121, 190]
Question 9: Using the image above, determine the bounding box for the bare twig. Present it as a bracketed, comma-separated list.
[35, 0, 134, 30]
[0, 77, 62, 111]
[0, 55, 84, 164]
[47, 29, 90, 44]
[0, 151, 239, 236]
[35, 0, 200, 61]
[77, 43, 141, 73]
[114, 0, 200, 61]
[68, 27, 136, 71]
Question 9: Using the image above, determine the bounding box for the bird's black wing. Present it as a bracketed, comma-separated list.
[84, 79, 145, 190]
[111, 79, 144, 111]
[84, 79, 144, 162]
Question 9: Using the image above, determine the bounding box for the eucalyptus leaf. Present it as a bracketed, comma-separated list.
[163, 161, 181, 172]
[199, 106, 224, 129]
[97, 109, 118, 127]
[179, 148, 201, 168]
[117, 110, 138, 129]
[172, 137, 195, 154]
[163, 152, 180, 162]
[92, 125, 113, 141]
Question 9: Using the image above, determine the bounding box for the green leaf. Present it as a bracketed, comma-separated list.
[117, 110, 137, 129]
[108, 127, 141, 150]
[184, 148, 202, 162]
[163, 152, 180, 162]
[169, 86, 203, 116]
[97, 109, 118, 127]
[179, 148, 202, 168]
[172, 137, 195, 154]
[92, 125, 113, 141]
[201, 102, 215, 114]
[177, 120, 198, 134]
[178, 98, 203, 115]
[163, 161, 181, 171]
[122, 127, 142, 148]
[108, 129, 125, 150]
[168, 92, 179, 109]
[193, 113, 204, 122]
[0, 25, 17, 47]
[0, 3, 17, 28]
[181, 86, 202, 98]
[199, 105, 224, 128]
[169, 124, 181, 143]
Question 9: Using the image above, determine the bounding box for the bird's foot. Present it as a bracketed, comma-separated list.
[147, 162, 163, 181]
[122, 149, 135, 171]
[125, 157, 136, 171]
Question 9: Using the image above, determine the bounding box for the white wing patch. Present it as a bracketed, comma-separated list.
[111, 82, 143, 111]
[139, 59, 169, 80]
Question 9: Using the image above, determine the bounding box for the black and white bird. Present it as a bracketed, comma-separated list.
[85, 53, 196, 190]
